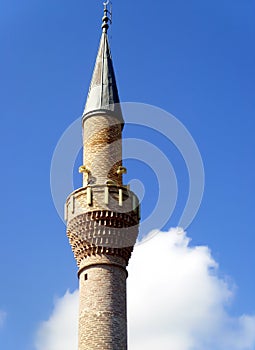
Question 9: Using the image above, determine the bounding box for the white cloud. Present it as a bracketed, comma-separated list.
[0, 310, 7, 328]
[128, 228, 255, 350]
[35, 228, 255, 350]
[35, 290, 78, 350]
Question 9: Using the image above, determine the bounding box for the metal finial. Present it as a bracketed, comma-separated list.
[102, 1, 112, 33]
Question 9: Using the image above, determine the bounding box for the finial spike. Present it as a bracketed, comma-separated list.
[102, 1, 112, 33]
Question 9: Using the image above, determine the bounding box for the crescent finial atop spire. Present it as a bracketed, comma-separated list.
[102, 1, 111, 33]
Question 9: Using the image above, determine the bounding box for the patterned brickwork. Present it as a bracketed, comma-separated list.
[83, 115, 123, 186]
[67, 210, 138, 265]
[66, 183, 139, 266]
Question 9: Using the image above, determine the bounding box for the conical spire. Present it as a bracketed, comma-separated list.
[83, 4, 123, 124]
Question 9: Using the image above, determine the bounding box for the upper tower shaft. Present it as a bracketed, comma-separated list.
[81, 4, 124, 188]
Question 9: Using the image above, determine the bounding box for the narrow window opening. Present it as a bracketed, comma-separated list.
[84, 273, 88, 281]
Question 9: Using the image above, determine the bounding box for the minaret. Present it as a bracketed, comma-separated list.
[65, 4, 140, 350]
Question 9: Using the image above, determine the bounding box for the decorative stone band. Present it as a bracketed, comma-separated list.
[78, 262, 128, 279]
[67, 210, 139, 266]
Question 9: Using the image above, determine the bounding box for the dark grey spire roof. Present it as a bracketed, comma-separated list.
[82, 10, 123, 124]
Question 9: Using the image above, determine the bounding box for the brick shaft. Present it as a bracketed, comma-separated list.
[78, 255, 127, 350]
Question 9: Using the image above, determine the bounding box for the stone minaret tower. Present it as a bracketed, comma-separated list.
[65, 5, 140, 350]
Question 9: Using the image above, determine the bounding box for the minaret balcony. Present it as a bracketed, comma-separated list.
[65, 184, 140, 223]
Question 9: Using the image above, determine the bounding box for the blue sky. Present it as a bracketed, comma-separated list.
[0, 0, 254, 349]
